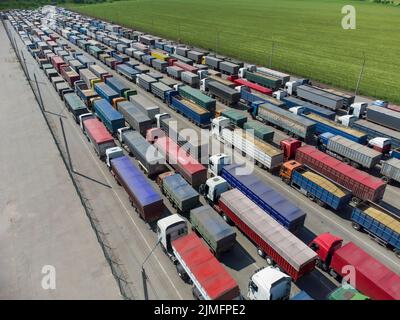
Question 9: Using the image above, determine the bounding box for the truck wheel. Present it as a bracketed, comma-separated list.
[257, 248, 265, 258]
[265, 256, 274, 266]
[316, 199, 325, 207]
[352, 222, 362, 231]
[222, 214, 231, 224]
[307, 193, 315, 201]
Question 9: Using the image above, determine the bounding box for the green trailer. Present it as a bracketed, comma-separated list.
[221, 109, 248, 128]
[178, 85, 216, 113]
[190, 205, 236, 256]
[243, 120, 275, 142]
[244, 70, 282, 90]
[328, 286, 370, 300]
[64, 92, 89, 123]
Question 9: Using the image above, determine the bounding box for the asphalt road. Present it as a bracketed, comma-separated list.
[7, 17, 400, 300]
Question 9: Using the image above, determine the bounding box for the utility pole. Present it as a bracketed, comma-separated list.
[355, 52, 366, 96]
[178, 21, 181, 43]
[269, 40, 275, 68]
[60, 117, 73, 172]
[34, 73, 45, 111]
[141, 239, 161, 300]
[216, 31, 220, 55]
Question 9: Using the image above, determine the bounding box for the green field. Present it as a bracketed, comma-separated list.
[66, 0, 400, 103]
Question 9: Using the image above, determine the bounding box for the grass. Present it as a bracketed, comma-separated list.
[65, 0, 400, 103]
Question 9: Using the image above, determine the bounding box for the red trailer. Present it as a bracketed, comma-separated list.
[233, 78, 273, 96]
[51, 55, 67, 73]
[310, 233, 400, 300]
[295, 145, 386, 203]
[153, 136, 207, 189]
[173, 61, 198, 74]
[83, 118, 116, 159]
[218, 189, 317, 281]
[172, 232, 241, 300]
[60, 65, 80, 87]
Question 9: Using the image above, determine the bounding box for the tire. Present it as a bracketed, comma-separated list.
[222, 214, 230, 223]
[352, 222, 361, 231]
[266, 256, 274, 266]
[257, 247, 265, 258]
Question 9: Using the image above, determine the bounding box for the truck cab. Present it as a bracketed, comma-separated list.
[247, 266, 291, 300]
[309, 233, 343, 272]
[272, 90, 287, 100]
[289, 106, 305, 115]
[105, 146, 124, 168]
[200, 176, 230, 204]
[197, 69, 208, 80]
[117, 127, 133, 144]
[372, 100, 388, 108]
[284, 78, 309, 95]
[199, 78, 210, 92]
[79, 112, 95, 131]
[368, 137, 392, 154]
[348, 102, 368, 118]
[155, 112, 171, 128]
[208, 153, 232, 176]
[157, 215, 188, 258]
[279, 160, 302, 184]
[280, 138, 302, 162]
[211, 116, 231, 139]
[337, 115, 357, 127]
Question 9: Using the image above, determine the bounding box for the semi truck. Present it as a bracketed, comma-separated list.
[247, 267, 291, 300]
[156, 215, 241, 300]
[295, 85, 345, 110]
[178, 85, 216, 113]
[243, 121, 274, 143]
[211, 118, 284, 171]
[93, 99, 125, 135]
[240, 68, 282, 90]
[295, 146, 386, 203]
[351, 201, 400, 258]
[129, 95, 160, 121]
[366, 105, 400, 131]
[309, 233, 400, 300]
[249, 102, 316, 142]
[201, 79, 241, 106]
[318, 133, 382, 169]
[115, 101, 152, 136]
[381, 158, 400, 184]
[64, 92, 89, 123]
[280, 161, 352, 211]
[105, 148, 164, 222]
[351, 119, 400, 149]
[157, 172, 200, 214]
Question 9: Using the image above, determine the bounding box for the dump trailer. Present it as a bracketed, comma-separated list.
[152, 136, 207, 189]
[366, 106, 400, 131]
[159, 173, 199, 214]
[105, 76, 136, 99]
[190, 205, 236, 256]
[243, 120, 274, 143]
[121, 130, 165, 176]
[64, 92, 89, 123]
[219, 189, 316, 281]
[150, 81, 173, 102]
[178, 85, 216, 113]
[221, 110, 247, 128]
[172, 233, 241, 300]
[94, 82, 119, 104]
[243, 70, 282, 90]
[166, 92, 211, 128]
[352, 119, 400, 149]
[295, 146, 386, 203]
[129, 95, 160, 121]
[319, 133, 382, 169]
[204, 80, 240, 105]
[136, 73, 157, 91]
[93, 99, 125, 135]
[304, 113, 368, 144]
[212, 117, 284, 172]
[115, 101, 152, 136]
[296, 85, 344, 110]
[310, 233, 400, 300]
[108, 155, 164, 222]
[280, 161, 352, 211]
[82, 118, 116, 159]
[381, 158, 400, 184]
[351, 201, 399, 258]
[250, 102, 316, 142]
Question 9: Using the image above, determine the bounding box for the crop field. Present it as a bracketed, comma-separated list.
[66, 0, 400, 103]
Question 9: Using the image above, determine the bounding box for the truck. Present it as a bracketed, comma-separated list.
[257, 67, 290, 85]
[166, 66, 184, 79]
[240, 68, 282, 90]
[94, 82, 119, 104]
[366, 105, 400, 131]
[89, 64, 112, 81]
[105, 76, 136, 99]
[234, 78, 273, 96]
[60, 65, 80, 86]
[221, 110, 247, 128]
[318, 133, 382, 169]
[115, 101, 152, 136]
[181, 71, 200, 87]
[201, 79, 240, 106]
[150, 81, 173, 102]
[75, 81, 99, 107]
[81, 117, 116, 159]
[218, 188, 317, 280]
[178, 85, 216, 113]
[129, 95, 160, 121]
[295, 146, 386, 203]
[381, 158, 400, 184]
[166, 91, 211, 128]
[158, 172, 200, 214]
[156, 215, 241, 300]
[350, 201, 400, 258]
[116, 63, 140, 81]
[173, 60, 198, 74]
[309, 233, 400, 300]
[105, 148, 164, 223]
[118, 128, 165, 177]
[63, 92, 89, 123]
[240, 88, 285, 108]
[92, 99, 125, 135]
[219, 61, 240, 75]
[190, 205, 236, 256]
[243, 121, 274, 143]
[136, 73, 157, 91]
[280, 138, 303, 162]
[295, 85, 344, 110]
[280, 161, 352, 211]
[150, 134, 207, 189]
[205, 55, 223, 70]
[352, 119, 400, 149]
[304, 112, 368, 144]
[79, 68, 99, 89]
[211, 118, 284, 171]
[152, 59, 168, 73]
[249, 102, 316, 142]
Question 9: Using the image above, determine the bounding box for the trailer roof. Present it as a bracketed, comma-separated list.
[93, 99, 124, 121]
[83, 118, 113, 144]
[354, 120, 400, 141]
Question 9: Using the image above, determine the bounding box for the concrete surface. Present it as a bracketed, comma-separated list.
[0, 22, 121, 300]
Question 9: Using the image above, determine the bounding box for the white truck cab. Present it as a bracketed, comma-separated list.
[79, 112, 95, 131]
[200, 78, 210, 92]
[117, 126, 132, 144]
[105, 146, 124, 168]
[173, 83, 184, 91]
[155, 112, 171, 128]
[348, 102, 368, 118]
[272, 90, 287, 100]
[368, 137, 392, 153]
[208, 153, 232, 176]
[200, 176, 230, 204]
[289, 106, 305, 115]
[337, 115, 357, 127]
[247, 266, 291, 300]
[197, 69, 208, 80]
[157, 215, 188, 257]
[211, 116, 231, 139]
[372, 100, 388, 108]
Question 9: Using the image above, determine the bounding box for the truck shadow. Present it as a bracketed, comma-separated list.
[296, 269, 338, 300]
[219, 242, 257, 271]
[378, 201, 400, 218]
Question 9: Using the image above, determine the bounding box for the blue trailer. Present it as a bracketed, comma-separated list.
[94, 82, 119, 103]
[93, 99, 125, 134]
[111, 51, 129, 63]
[392, 148, 400, 159]
[105, 77, 136, 99]
[76, 54, 95, 68]
[303, 112, 368, 144]
[240, 88, 285, 108]
[110, 155, 164, 222]
[221, 163, 306, 233]
[166, 91, 211, 128]
[142, 54, 155, 66]
[116, 64, 140, 81]
[291, 291, 313, 300]
[352, 119, 400, 149]
[280, 96, 336, 120]
[351, 201, 400, 258]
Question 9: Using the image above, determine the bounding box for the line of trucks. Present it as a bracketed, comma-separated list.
[9, 9, 400, 300]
